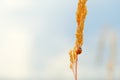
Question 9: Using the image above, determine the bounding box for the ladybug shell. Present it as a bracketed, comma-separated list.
[76, 47, 82, 54]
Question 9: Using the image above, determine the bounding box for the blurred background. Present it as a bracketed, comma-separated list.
[0, 0, 120, 80]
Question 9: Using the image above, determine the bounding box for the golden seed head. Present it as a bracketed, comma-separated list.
[69, 0, 87, 70]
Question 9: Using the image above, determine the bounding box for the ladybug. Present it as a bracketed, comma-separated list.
[76, 47, 82, 54]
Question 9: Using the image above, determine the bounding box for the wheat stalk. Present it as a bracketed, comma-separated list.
[69, 0, 87, 80]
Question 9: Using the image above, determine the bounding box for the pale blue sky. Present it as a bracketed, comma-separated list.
[0, 0, 120, 80]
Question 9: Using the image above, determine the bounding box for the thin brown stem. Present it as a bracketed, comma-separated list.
[75, 56, 78, 80]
